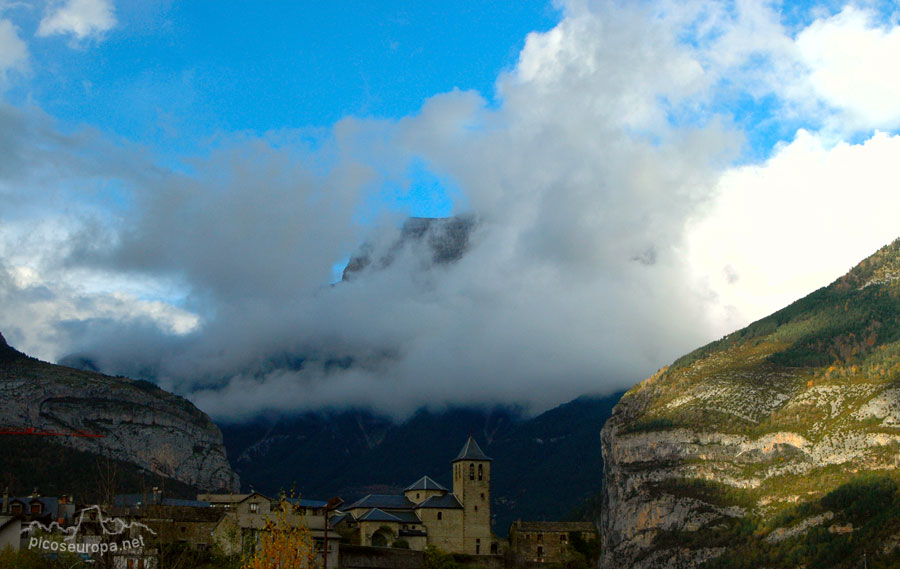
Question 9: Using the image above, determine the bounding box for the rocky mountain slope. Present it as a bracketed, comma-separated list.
[0, 332, 238, 492]
[601, 238, 900, 569]
[220, 392, 622, 535]
[342, 214, 476, 280]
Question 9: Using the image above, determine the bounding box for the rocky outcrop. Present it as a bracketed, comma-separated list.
[342, 215, 476, 280]
[601, 368, 900, 567]
[600, 238, 900, 568]
[0, 333, 238, 491]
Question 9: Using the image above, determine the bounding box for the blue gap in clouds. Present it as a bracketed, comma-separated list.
[354, 157, 459, 225]
[781, 0, 900, 31]
[391, 158, 458, 218]
[729, 91, 806, 163]
[335, 158, 462, 281]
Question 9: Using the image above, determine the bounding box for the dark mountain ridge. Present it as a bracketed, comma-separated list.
[220, 391, 622, 536]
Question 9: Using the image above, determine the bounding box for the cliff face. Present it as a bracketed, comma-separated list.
[601, 238, 900, 569]
[0, 333, 238, 492]
[342, 214, 476, 280]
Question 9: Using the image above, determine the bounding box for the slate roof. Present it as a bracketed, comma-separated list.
[390, 510, 423, 524]
[163, 498, 211, 508]
[239, 491, 273, 504]
[115, 494, 210, 508]
[10, 496, 59, 516]
[452, 436, 492, 462]
[345, 494, 415, 511]
[415, 494, 463, 510]
[357, 508, 402, 523]
[138, 505, 226, 523]
[286, 498, 328, 508]
[197, 493, 250, 504]
[115, 493, 158, 507]
[405, 476, 448, 492]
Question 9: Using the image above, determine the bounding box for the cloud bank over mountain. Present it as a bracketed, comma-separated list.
[3, 1, 900, 419]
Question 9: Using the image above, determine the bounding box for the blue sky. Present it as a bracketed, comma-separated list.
[3, 0, 900, 418]
[7, 1, 558, 152]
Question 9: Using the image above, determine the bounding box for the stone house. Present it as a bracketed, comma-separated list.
[507, 521, 598, 564]
[136, 505, 226, 551]
[0, 516, 20, 551]
[207, 491, 335, 565]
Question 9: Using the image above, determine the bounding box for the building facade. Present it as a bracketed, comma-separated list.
[337, 436, 499, 556]
[508, 521, 598, 564]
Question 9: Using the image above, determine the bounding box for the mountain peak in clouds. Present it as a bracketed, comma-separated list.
[342, 214, 476, 281]
[0, 331, 26, 363]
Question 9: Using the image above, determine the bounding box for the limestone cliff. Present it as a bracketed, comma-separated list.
[342, 214, 475, 280]
[601, 238, 900, 568]
[0, 332, 238, 492]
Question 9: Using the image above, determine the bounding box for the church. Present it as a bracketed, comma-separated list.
[333, 436, 499, 555]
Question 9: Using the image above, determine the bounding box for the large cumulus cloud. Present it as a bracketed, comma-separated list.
[3, 1, 900, 420]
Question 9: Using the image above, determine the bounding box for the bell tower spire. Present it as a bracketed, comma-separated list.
[452, 435, 492, 554]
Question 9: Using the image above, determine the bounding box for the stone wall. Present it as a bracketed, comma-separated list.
[339, 544, 425, 569]
[420, 507, 464, 551]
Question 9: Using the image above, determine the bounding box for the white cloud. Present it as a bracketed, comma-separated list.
[795, 6, 900, 132]
[687, 128, 900, 335]
[502, 1, 707, 133]
[0, 18, 27, 80]
[0, 213, 199, 361]
[0, 262, 200, 363]
[0, 1, 742, 419]
[5, 1, 900, 420]
[37, 0, 115, 40]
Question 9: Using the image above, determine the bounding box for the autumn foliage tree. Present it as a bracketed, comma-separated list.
[242, 504, 320, 569]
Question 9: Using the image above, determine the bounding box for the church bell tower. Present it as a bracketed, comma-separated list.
[452, 435, 492, 554]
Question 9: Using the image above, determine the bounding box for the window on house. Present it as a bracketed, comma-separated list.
[250, 503, 258, 513]
[537, 534, 543, 543]
[416, 493, 420, 499]
[560, 534, 567, 542]
[474, 506, 478, 512]
[30, 502, 42, 515]
[491, 542, 498, 554]
[481, 493, 485, 500]
[537, 546, 543, 559]
[469, 464, 474, 480]
[437, 512, 442, 520]
[478, 464, 483, 481]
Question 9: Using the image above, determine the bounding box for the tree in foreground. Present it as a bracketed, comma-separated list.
[242, 505, 319, 569]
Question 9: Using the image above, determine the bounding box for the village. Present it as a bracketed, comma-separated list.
[0, 437, 598, 569]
